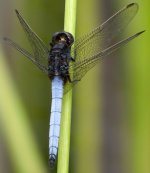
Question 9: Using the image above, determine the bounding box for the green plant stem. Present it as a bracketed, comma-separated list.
[57, 0, 77, 173]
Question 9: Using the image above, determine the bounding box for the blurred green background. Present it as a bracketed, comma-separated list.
[0, 0, 149, 173]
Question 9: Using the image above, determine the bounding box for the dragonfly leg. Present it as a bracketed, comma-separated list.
[65, 70, 80, 83]
[68, 75, 80, 83]
[71, 57, 75, 62]
[71, 79, 80, 83]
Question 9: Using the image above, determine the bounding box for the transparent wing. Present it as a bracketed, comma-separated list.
[13, 10, 49, 71]
[1, 37, 48, 73]
[64, 31, 144, 94]
[71, 3, 139, 62]
[63, 3, 141, 94]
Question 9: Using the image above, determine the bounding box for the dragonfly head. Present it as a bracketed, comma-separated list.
[50, 32, 74, 47]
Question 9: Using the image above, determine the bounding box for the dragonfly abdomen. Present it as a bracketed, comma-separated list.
[49, 76, 63, 167]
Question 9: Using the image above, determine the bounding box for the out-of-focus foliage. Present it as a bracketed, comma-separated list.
[72, 0, 150, 173]
[0, 0, 149, 173]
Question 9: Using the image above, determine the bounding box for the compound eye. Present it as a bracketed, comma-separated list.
[51, 32, 74, 46]
[56, 35, 67, 43]
[65, 32, 74, 46]
[52, 33, 67, 44]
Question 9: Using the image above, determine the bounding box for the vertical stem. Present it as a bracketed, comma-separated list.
[64, 0, 77, 33]
[57, 0, 77, 173]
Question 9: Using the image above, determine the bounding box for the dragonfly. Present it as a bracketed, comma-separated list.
[1, 3, 144, 168]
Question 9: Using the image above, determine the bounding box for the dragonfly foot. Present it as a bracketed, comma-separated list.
[71, 79, 80, 83]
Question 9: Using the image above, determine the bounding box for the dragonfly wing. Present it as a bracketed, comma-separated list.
[71, 3, 139, 62]
[2, 37, 48, 73]
[69, 31, 144, 83]
[14, 10, 49, 69]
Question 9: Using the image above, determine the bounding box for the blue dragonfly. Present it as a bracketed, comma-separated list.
[1, 3, 144, 167]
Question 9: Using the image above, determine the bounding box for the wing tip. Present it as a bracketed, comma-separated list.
[15, 9, 18, 13]
[0, 37, 9, 42]
[15, 9, 19, 16]
[3, 37, 7, 40]
[127, 3, 138, 8]
[136, 30, 146, 36]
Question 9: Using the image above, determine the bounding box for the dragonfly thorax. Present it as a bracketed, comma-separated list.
[48, 32, 74, 81]
[48, 53, 70, 80]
